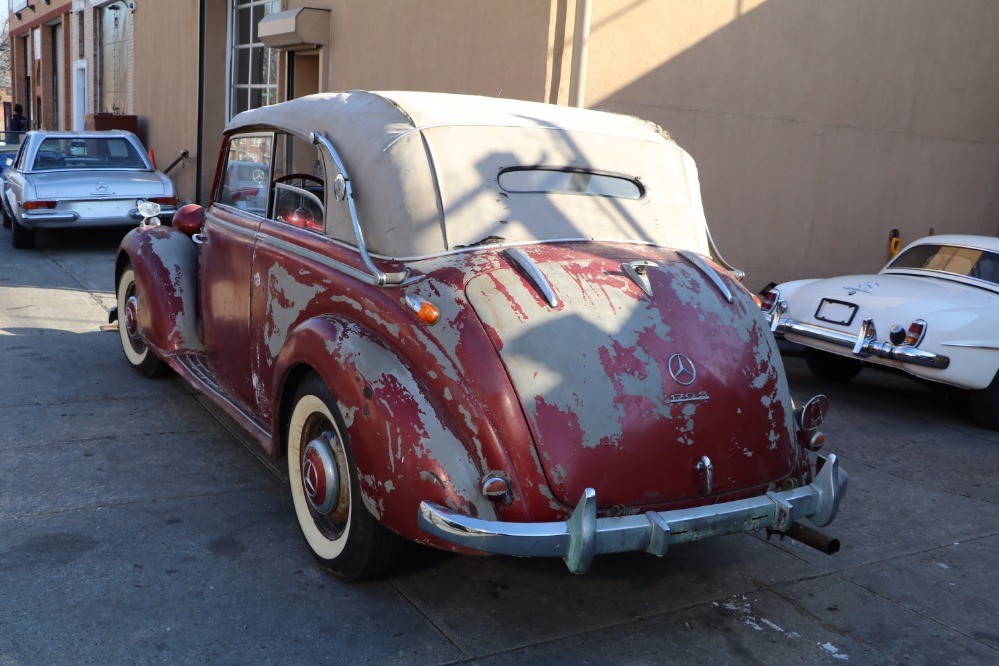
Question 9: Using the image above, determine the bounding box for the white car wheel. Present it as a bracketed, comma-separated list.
[805, 348, 863, 383]
[287, 374, 401, 580]
[969, 372, 999, 431]
[116, 266, 168, 377]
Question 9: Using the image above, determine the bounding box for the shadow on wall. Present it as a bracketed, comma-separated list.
[588, 0, 999, 289]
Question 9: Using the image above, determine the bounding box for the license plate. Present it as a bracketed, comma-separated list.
[815, 298, 858, 326]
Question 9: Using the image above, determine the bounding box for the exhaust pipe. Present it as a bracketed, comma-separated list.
[769, 520, 840, 555]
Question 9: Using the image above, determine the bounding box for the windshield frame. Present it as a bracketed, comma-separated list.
[882, 242, 999, 291]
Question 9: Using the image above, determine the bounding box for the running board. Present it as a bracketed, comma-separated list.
[171, 353, 274, 455]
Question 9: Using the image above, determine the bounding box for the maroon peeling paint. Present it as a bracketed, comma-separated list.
[466, 243, 803, 508]
[117, 226, 200, 356]
[128, 209, 806, 552]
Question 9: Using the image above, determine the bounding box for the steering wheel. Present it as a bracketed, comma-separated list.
[274, 173, 323, 188]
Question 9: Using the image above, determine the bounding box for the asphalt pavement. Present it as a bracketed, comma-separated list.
[1, 227, 997, 665]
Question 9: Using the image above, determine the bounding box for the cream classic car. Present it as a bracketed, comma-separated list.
[764, 235, 999, 429]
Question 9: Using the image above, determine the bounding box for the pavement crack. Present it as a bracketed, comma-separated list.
[41, 249, 112, 313]
[843, 573, 999, 654]
[0, 487, 277, 523]
[764, 574, 890, 660]
[389, 581, 470, 661]
[0, 394, 174, 409]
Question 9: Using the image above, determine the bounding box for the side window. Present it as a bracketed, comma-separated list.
[217, 134, 273, 217]
[270, 133, 326, 233]
[12, 142, 28, 170]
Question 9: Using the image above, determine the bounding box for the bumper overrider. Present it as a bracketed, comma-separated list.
[765, 309, 949, 370]
[418, 452, 847, 574]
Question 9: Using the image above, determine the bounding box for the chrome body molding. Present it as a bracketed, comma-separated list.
[207, 214, 383, 287]
[419, 453, 848, 574]
[505, 247, 559, 308]
[765, 313, 951, 369]
[21, 210, 79, 223]
[940, 340, 999, 350]
[677, 250, 733, 303]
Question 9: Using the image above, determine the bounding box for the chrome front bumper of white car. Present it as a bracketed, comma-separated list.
[418, 453, 847, 574]
[765, 310, 950, 370]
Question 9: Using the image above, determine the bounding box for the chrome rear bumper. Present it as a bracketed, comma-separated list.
[765, 312, 950, 370]
[418, 453, 847, 574]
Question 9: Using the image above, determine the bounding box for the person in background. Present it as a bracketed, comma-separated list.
[9, 104, 29, 136]
[7, 104, 30, 143]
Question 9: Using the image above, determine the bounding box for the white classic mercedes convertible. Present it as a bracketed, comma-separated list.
[763, 235, 999, 429]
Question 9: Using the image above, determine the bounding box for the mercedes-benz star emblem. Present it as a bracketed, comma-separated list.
[668, 353, 697, 386]
[95, 182, 109, 193]
[303, 459, 319, 497]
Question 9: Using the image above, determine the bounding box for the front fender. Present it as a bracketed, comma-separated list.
[116, 226, 203, 356]
[273, 316, 498, 548]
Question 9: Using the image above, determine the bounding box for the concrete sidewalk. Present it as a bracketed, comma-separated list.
[1, 228, 996, 664]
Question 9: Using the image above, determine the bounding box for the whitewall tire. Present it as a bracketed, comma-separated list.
[116, 265, 168, 378]
[287, 374, 401, 580]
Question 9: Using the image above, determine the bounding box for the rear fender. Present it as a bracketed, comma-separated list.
[273, 316, 498, 546]
[116, 226, 203, 355]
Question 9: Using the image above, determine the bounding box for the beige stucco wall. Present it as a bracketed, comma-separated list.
[585, 0, 999, 289]
[313, 0, 557, 102]
[132, 0, 201, 204]
[110, 0, 999, 284]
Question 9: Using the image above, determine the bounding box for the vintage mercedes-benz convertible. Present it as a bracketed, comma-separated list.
[111, 91, 847, 580]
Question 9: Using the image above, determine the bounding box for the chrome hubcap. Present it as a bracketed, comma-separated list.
[124, 295, 141, 340]
[302, 434, 339, 514]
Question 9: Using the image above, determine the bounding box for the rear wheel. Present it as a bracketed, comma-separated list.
[805, 347, 863, 382]
[969, 372, 999, 430]
[287, 374, 401, 581]
[116, 265, 168, 377]
[10, 214, 34, 249]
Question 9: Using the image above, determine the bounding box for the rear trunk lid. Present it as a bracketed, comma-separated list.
[29, 170, 169, 199]
[465, 243, 799, 509]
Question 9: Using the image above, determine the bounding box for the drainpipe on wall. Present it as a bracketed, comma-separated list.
[569, 0, 592, 108]
[195, 0, 205, 204]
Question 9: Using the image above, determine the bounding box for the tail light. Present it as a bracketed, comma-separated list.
[760, 289, 780, 312]
[904, 319, 927, 346]
[22, 200, 57, 210]
[150, 196, 178, 207]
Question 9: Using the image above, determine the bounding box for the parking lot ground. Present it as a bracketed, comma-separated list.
[1, 229, 997, 664]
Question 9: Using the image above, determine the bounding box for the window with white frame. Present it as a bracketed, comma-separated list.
[228, 0, 281, 119]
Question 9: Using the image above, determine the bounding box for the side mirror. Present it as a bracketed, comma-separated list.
[173, 203, 206, 236]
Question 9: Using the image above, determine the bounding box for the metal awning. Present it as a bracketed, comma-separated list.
[258, 7, 330, 50]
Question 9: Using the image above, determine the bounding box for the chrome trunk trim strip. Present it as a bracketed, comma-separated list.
[678, 250, 733, 303]
[505, 247, 559, 308]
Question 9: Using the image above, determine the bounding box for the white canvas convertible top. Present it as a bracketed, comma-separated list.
[226, 91, 711, 259]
